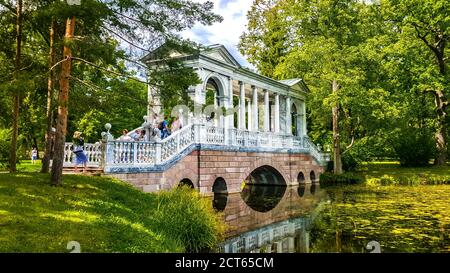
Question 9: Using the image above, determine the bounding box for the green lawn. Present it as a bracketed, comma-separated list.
[355, 162, 450, 185]
[358, 161, 450, 176]
[0, 173, 224, 253]
[0, 160, 42, 173]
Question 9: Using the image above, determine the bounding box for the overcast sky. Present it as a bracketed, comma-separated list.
[181, 0, 254, 69]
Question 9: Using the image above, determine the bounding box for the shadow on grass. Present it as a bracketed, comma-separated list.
[0, 173, 183, 252]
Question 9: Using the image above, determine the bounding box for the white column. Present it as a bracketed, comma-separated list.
[264, 90, 270, 132]
[302, 101, 307, 136]
[147, 81, 152, 119]
[147, 81, 161, 124]
[239, 81, 246, 129]
[237, 97, 241, 130]
[227, 77, 234, 129]
[274, 94, 280, 133]
[286, 96, 291, 135]
[214, 91, 220, 127]
[288, 237, 295, 253]
[252, 86, 259, 131]
[247, 99, 252, 131]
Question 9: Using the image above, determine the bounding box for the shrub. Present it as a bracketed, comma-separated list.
[326, 160, 333, 172]
[152, 186, 226, 252]
[342, 152, 359, 172]
[319, 172, 362, 187]
[427, 176, 450, 185]
[393, 128, 435, 167]
[327, 152, 361, 173]
[0, 128, 11, 168]
[379, 175, 399, 185]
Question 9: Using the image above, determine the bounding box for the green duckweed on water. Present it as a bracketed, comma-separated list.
[310, 184, 450, 253]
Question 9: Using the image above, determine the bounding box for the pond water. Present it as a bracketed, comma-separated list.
[214, 183, 450, 253]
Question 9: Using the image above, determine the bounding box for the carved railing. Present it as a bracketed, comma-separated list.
[206, 126, 225, 145]
[63, 142, 103, 167]
[160, 124, 195, 162]
[109, 141, 157, 165]
[303, 137, 330, 164]
[63, 123, 330, 170]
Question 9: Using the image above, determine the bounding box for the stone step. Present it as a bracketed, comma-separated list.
[62, 166, 103, 175]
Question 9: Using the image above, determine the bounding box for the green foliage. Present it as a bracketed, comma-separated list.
[0, 0, 222, 160]
[328, 151, 360, 172]
[239, 0, 289, 77]
[0, 173, 225, 253]
[0, 128, 11, 167]
[319, 172, 362, 187]
[366, 174, 450, 186]
[240, 0, 449, 166]
[381, 0, 450, 163]
[341, 151, 359, 172]
[356, 162, 450, 186]
[393, 127, 436, 167]
[152, 186, 226, 252]
[74, 110, 107, 143]
[150, 57, 201, 111]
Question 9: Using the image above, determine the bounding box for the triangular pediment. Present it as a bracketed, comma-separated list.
[140, 43, 241, 68]
[278, 78, 309, 93]
[139, 43, 195, 63]
[200, 45, 241, 67]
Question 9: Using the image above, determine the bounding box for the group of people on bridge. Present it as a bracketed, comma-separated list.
[68, 114, 183, 173]
[117, 114, 183, 143]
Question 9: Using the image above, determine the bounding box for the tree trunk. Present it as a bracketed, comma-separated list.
[434, 90, 447, 165]
[9, 0, 23, 173]
[335, 229, 342, 253]
[51, 17, 75, 186]
[421, 34, 448, 165]
[435, 124, 447, 165]
[41, 19, 56, 173]
[332, 80, 343, 174]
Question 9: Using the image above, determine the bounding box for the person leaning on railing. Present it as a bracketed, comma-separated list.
[71, 131, 88, 174]
[118, 129, 132, 141]
[159, 115, 170, 139]
[137, 130, 147, 141]
[171, 116, 183, 133]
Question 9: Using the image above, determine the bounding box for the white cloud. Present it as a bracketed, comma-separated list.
[181, 0, 254, 69]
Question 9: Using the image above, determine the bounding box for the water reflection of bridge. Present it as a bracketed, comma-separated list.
[216, 184, 326, 253]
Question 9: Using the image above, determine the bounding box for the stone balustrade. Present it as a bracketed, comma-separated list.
[63, 123, 329, 171]
[63, 142, 103, 167]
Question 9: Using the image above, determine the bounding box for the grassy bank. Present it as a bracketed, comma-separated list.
[0, 160, 42, 173]
[321, 162, 450, 186]
[0, 173, 225, 253]
[359, 162, 450, 186]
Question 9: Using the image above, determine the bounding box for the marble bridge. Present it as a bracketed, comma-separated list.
[63, 44, 329, 195]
